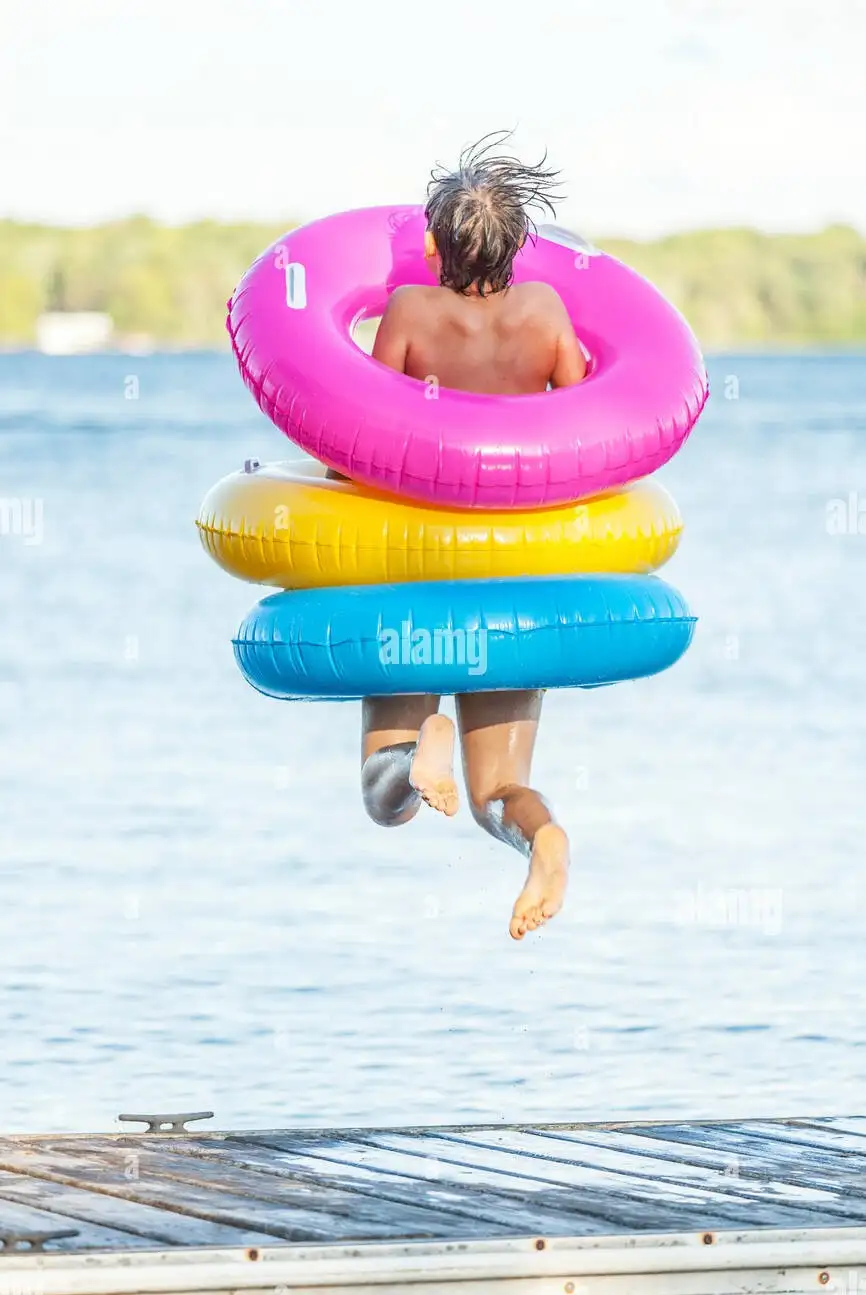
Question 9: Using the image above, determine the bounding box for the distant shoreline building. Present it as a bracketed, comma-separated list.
[36, 311, 113, 355]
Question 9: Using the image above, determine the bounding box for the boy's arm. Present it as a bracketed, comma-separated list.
[327, 292, 412, 481]
[550, 314, 587, 387]
[371, 287, 412, 373]
[539, 285, 586, 387]
[551, 330, 587, 387]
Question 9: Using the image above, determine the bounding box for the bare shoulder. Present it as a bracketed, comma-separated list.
[511, 281, 570, 321]
[383, 284, 439, 315]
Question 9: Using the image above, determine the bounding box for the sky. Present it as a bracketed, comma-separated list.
[1, 0, 864, 237]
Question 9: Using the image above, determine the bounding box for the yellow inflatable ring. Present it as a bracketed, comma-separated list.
[197, 459, 683, 589]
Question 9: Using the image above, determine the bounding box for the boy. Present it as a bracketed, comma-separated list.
[350, 133, 586, 939]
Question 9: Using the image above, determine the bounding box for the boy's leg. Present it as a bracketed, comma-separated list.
[456, 690, 569, 939]
[362, 696, 458, 826]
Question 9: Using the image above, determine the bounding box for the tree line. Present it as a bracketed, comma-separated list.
[1, 216, 864, 346]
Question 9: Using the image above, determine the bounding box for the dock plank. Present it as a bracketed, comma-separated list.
[4, 1115, 866, 1264]
[151, 1133, 621, 1236]
[0, 1195, 134, 1251]
[625, 1119, 866, 1172]
[726, 1119, 866, 1153]
[362, 1129, 852, 1227]
[224, 1132, 724, 1234]
[527, 1125, 866, 1197]
[0, 1169, 275, 1248]
[448, 1126, 863, 1216]
[0, 1140, 509, 1243]
[32, 1136, 520, 1239]
[806, 1116, 866, 1139]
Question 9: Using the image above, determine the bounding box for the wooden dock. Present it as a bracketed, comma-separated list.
[1, 1113, 866, 1292]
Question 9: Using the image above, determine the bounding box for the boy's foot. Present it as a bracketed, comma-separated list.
[410, 715, 459, 816]
[510, 823, 569, 940]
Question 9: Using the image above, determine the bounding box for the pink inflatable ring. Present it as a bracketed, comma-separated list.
[227, 206, 708, 509]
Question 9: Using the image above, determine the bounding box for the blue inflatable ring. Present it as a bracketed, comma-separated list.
[233, 575, 696, 701]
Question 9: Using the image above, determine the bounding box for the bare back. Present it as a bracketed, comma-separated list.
[372, 281, 586, 394]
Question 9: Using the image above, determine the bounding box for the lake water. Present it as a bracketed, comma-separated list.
[1, 350, 865, 1135]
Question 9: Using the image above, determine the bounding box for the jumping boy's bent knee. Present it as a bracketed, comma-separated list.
[361, 742, 420, 827]
[469, 784, 555, 855]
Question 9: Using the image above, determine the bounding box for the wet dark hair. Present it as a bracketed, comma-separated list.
[424, 130, 564, 296]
